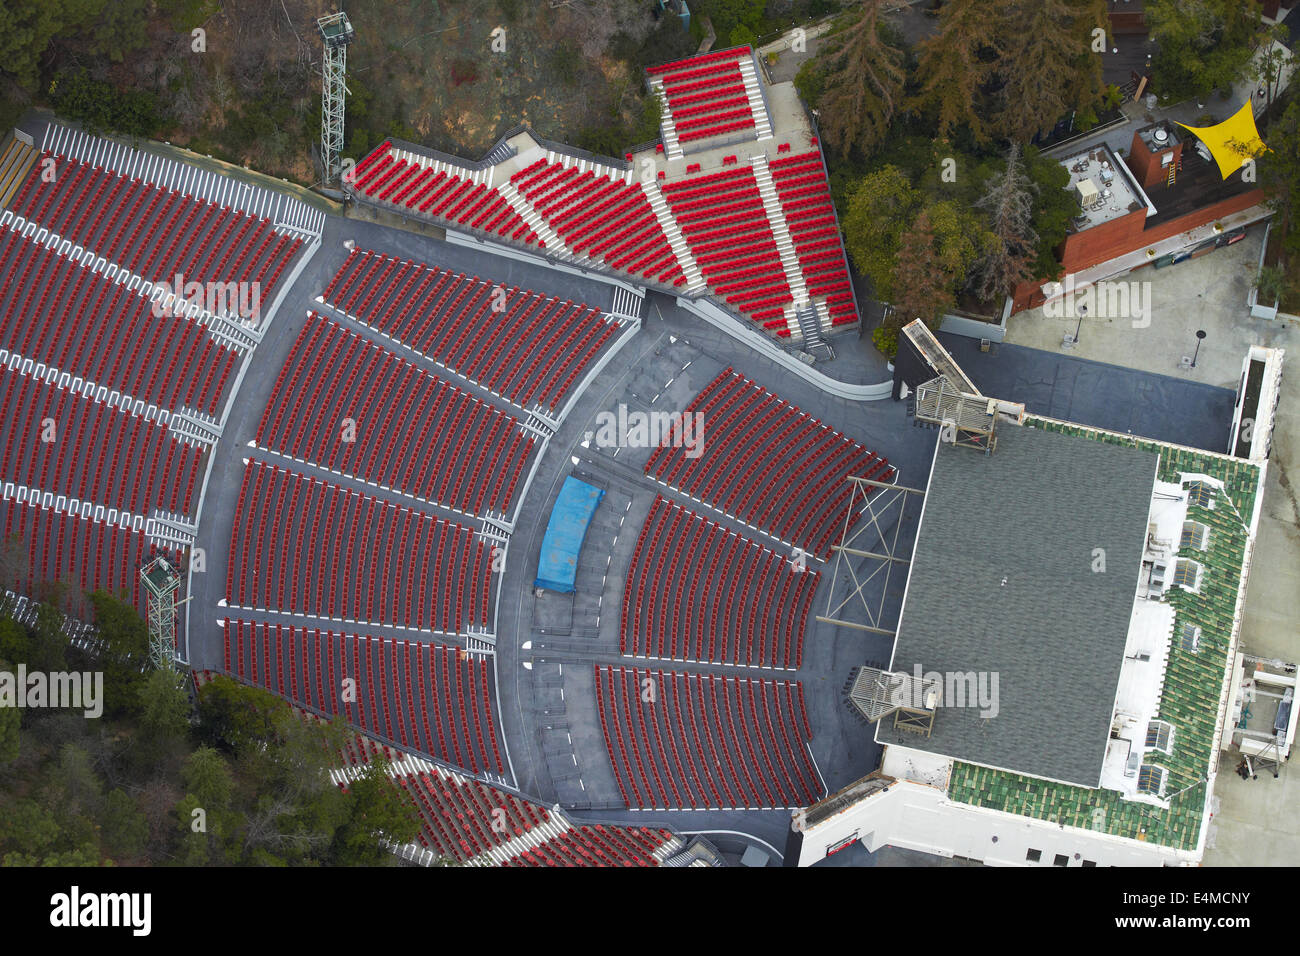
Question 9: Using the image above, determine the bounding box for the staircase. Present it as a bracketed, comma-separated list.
[737, 54, 774, 141]
[651, 83, 684, 160]
[751, 154, 809, 337]
[794, 301, 827, 351]
[497, 180, 575, 259]
[641, 181, 706, 292]
[0, 134, 36, 209]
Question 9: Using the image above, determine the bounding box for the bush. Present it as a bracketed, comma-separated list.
[49, 69, 161, 138]
[872, 324, 899, 359]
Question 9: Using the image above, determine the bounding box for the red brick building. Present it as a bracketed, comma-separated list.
[1011, 122, 1265, 314]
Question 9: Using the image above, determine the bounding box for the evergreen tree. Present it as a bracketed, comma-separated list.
[815, 0, 907, 157]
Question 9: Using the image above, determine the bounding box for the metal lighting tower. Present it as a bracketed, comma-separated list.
[317, 12, 355, 185]
[141, 555, 183, 671]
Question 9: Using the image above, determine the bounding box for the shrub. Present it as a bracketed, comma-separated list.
[872, 324, 899, 359]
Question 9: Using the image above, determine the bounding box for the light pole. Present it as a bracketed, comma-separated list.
[1074, 304, 1087, 344]
[1191, 329, 1206, 367]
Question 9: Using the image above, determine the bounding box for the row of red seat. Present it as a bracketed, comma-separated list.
[337, 741, 677, 866]
[505, 826, 674, 867]
[0, 363, 204, 518]
[594, 664, 820, 810]
[661, 167, 791, 332]
[645, 46, 746, 76]
[0, 225, 239, 416]
[0, 498, 153, 620]
[353, 146, 543, 247]
[256, 313, 535, 517]
[394, 770, 547, 861]
[769, 152, 859, 326]
[509, 158, 683, 282]
[322, 250, 621, 414]
[623, 496, 818, 670]
[225, 461, 493, 632]
[645, 368, 894, 558]
[223, 618, 505, 774]
[11, 152, 302, 301]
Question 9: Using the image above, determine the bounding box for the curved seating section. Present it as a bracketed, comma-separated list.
[225, 461, 492, 634]
[256, 313, 536, 516]
[321, 249, 620, 415]
[622, 496, 818, 670]
[10, 152, 302, 303]
[0, 226, 240, 417]
[595, 664, 820, 809]
[0, 364, 204, 518]
[394, 769, 543, 861]
[645, 368, 894, 559]
[223, 618, 504, 774]
[349, 142, 543, 247]
[380, 763, 677, 865]
[768, 151, 858, 326]
[0, 500, 148, 617]
[503, 825, 675, 867]
[660, 167, 792, 333]
[509, 157, 684, 284]
[648, 48, 757, 144]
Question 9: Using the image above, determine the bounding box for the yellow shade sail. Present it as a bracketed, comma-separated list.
[1176, 101, 1269, 180]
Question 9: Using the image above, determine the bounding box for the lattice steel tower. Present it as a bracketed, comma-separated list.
[317, 12, 356, 185]
[141, 555, 183, 670]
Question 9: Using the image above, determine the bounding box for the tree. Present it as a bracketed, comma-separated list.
[889, 209, 955, 328]
[842, 165, 922, 301]
[971, 144, 1039, 301]
[992, 0, 1107, 143]
[891, 201, 992, 326]
[85, 590, 148, 719]
[814, 1, 907, 157]
[137, 668, 191, 752]
[1260, 96, 1300, 254]
[1146, 0, 1265, 103]
[100, 788, 148, 862]
[331, 757, 421, 865]
[911, 0, 1000, 144]
[1022, 145, 1076, 279]
[175, 746, 237, 865]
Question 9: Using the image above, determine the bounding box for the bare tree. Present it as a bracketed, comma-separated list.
[971, 144, 1039, 302]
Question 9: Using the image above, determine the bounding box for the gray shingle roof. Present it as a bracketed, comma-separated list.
[876, 425, 1158, 788]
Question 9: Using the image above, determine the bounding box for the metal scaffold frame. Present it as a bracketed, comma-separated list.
[317, 12, 355, 185]
[141, 555, 184, 671]
[816, 474, 925, 637]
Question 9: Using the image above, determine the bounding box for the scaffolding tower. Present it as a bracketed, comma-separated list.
[317, 12, 355, 185]
[140, 555, 182, 671]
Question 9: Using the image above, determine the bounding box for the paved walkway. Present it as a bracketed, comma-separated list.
[1004, 220, 1300, 867]
[1005, 224, 1290, 391]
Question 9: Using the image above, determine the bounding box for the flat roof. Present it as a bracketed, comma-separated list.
[878, 424, 1158, 787]
[1060, 143, 1145, 232]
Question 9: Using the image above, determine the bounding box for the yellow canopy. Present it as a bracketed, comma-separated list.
[1176, 101, 1269, 180]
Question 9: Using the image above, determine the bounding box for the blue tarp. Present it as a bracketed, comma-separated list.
[534, 477, 604, 593]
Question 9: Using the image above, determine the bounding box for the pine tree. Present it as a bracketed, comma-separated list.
[992, 0, 1106, 143]
[911, 0, 1000, 144]
[816, 0, 907, 156]
[890, 209, 952, 329]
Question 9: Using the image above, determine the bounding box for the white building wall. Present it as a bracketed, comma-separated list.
[797, 779, 1198, 868]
